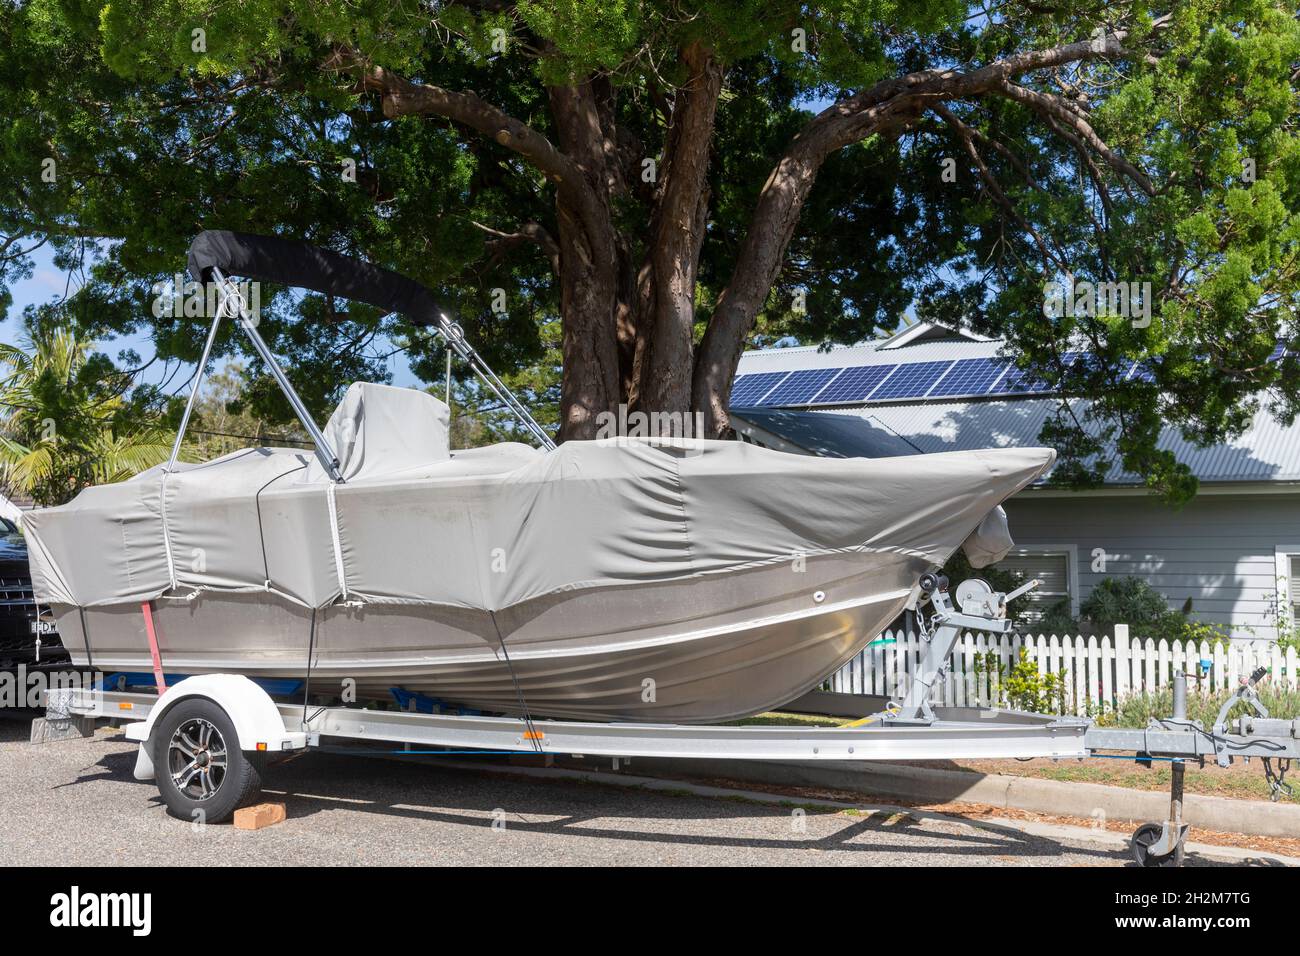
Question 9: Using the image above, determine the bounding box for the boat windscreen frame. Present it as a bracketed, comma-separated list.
[168, 231, 556, 479]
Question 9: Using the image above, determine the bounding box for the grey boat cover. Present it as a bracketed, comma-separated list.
[24, 383, 1053, 612]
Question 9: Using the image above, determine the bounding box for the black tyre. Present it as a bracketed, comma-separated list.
[152, 698, 264, 823]
[1130, 822, 1183, 867]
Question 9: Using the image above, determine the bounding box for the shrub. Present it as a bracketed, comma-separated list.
[1082, 576, 1171, 631]
[1097, 682, 1300, 729]
[1079, 576, 1229, 645]
[974, 648, 1068, 715]
[1036, 597, 1081, 636]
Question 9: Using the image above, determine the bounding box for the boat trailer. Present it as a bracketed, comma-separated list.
[40, 574, 1298, 866]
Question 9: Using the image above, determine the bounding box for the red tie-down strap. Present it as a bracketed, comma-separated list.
[140, 601, 167, 694]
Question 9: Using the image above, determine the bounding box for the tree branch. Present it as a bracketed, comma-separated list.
[324, 48, 614, 272]
[932, 103, 1067, 272]
[693, 19, 1168, 435]
[641, 41, 723, 413]
[471, 220, 561, 274]
[994, 81, 1156, 195]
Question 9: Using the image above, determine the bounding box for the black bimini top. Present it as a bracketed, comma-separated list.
[186, 230, 445, 327]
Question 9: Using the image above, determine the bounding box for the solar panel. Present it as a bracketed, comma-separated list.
[1067, 351, 1146, 378]
[1127, 361, 1156, 383]
[759, 367, 841, 406]
[813, 365, 896, 403]
[871, 361, 955, 400]
[729, 371, 789, 406]
[1109, 358, 1136, 379]
[737, 346, 1190, 407]
[989, 364, 1050, 395]
[930, 358, 1009, 398]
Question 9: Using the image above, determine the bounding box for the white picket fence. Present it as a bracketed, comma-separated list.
[829, 630, 1299, 716]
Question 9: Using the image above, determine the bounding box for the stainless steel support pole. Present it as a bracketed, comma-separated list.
[897, 620, 960, 722]
[210, 267, 344, 482]
[166, 312, 222, 471]
[437, 314, 555, 450]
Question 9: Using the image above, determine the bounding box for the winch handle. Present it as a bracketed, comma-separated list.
[1003, 578, 1041, 605]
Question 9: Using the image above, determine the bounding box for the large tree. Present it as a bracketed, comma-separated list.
[1, 1, 1298, 501]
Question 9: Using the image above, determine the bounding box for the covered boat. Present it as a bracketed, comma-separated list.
[23, 232, 1054, 722]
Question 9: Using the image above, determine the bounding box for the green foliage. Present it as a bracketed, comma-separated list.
[1259, 581, 1300, 653]
[975, 648, 1068, 715]
[516, 0, 642, 78]
[1080, 576, 1231, 645]
[1036, 597, 1082, 637]
[188, 361, 309, 460]
[1082, 576, 1175, 632]
[1098, 682, 1300, 730]
[0, 327, 176, 504]
[0, 0, 1296, 498]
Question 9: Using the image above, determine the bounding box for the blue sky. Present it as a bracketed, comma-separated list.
[1, 244, 85, 341]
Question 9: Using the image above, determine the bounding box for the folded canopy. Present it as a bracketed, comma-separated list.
[186, 230, 447, 327]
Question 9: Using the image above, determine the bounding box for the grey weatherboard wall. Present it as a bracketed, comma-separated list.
[1004, 492, 1300, 640]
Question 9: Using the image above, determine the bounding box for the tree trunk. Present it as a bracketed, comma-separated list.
[638, 43, 722, 417]
[692, 150, 828, 437]
[547, 82, 622, 441]
[693, 101, 923, 437]
[554, 201, 620, 439]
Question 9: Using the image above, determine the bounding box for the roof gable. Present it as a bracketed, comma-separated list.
[877, 321, 992, 350]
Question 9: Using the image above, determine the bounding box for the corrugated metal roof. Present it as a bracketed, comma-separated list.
[734, 335, 1300, 483]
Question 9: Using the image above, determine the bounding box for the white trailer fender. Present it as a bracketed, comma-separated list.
[124, 675, 306, 781]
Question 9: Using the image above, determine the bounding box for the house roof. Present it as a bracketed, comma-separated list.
[732, 325, 1300, 485]
[875, 321, 994, 350]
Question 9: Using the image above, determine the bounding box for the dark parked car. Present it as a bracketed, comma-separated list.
[0, 517, 67, 669]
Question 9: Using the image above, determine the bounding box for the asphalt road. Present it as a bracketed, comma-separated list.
[0, 711, 1237, 866]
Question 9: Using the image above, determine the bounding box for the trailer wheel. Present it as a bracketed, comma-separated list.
[1130, 822, 1184, 867]
[153, 698, 264, 824]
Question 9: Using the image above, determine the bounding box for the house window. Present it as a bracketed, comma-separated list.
[992, 549, 1074, 619]
[1290, 554, 1300, 623]
[1277, 548, 1300, 631]
[1284, 556, 1294, 624]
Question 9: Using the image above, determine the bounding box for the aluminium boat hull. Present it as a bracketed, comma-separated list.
[50, 550, 920, 722]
